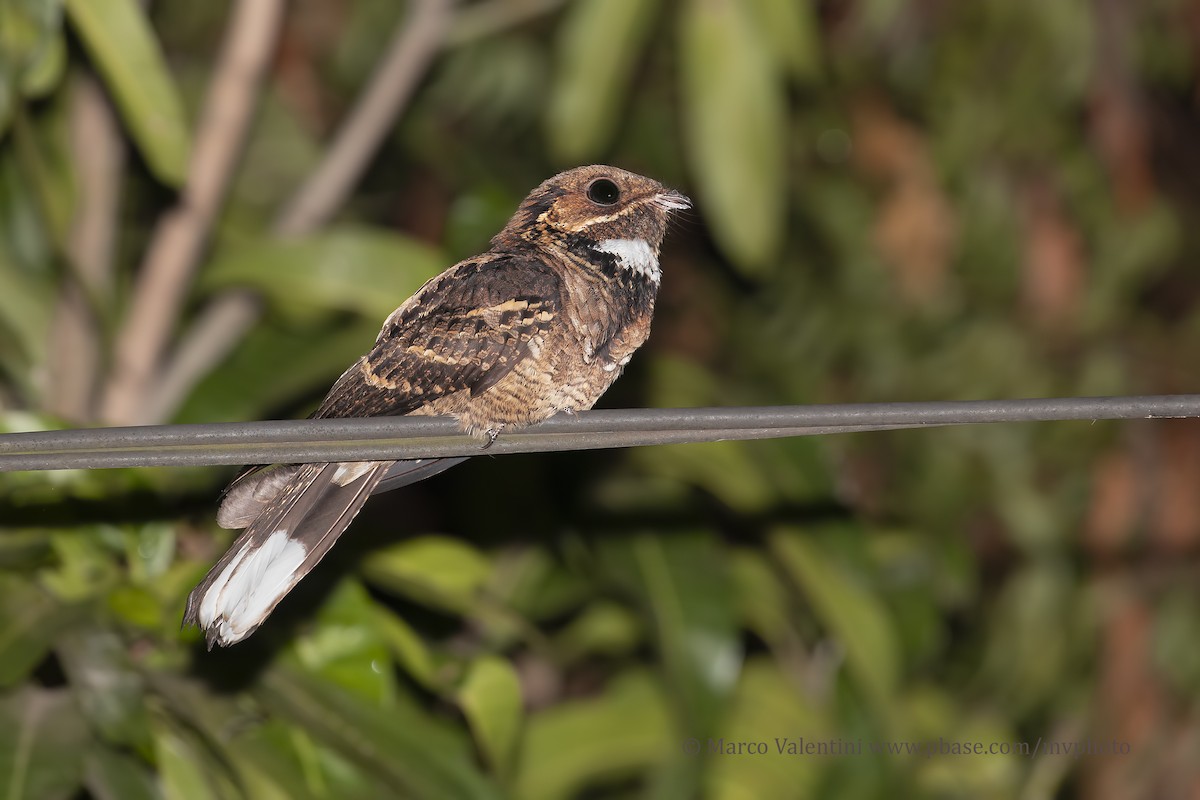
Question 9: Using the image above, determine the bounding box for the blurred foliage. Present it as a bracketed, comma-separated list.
[2, 0, 1200, 797]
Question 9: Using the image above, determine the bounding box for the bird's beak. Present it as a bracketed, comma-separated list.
[654, 190, 692, 211]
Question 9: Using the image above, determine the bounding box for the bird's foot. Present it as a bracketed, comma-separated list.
[481, 428, 501, 450]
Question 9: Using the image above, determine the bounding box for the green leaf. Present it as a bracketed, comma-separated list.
[146, 674, 351, 798]
[0, 0, 67, 99]
[555, 600, 643, 663]
[545, 0, 661, 163]
[362, 535, 492, 614]
[241, 722, 361, 799]
[122, 522, 177, 585]
[0, 144, 57, 382]
[598, 533, 741, 736]
[704, 658, 830, 800]
[18, 33, 66, 98]
[680, 0, 787, 273]
[0, 686, 89, 800]
[64, 0, 190, 185]
[0, 576, 77, 688]
[0, 248, 51, 373]
[979, 563, 1074, 714]
[12, 92, 77, 246]
[290, 578, 397, 706]
[444, 183, 523, 262]
[56, 629, 151, 748]
[39, 530, 121, 602]
[0, 112, 54, 268]
[219, 753, 301, 800]
[515, 670, 672, 800]
[0, 70, 11, 138]
[495, 547, 591, 623]
[259, 664, 502, 800]
[729, 549, 793, 650]
[151, 718, 223, 800]
[456, 656, 522, 782]
[227, 82, 323, 217]
[744, 0, 822, 82]
[83, 748, 158, 800]
[173, 316, 380, 423]
[635, 441, 778, 512]
[0, 529, 51, 570]
[0, 0, 64, 98]
[200, 226, 445, 321]
[770, 528, 900, 706]
[373, 607, 439, 688]
[106, 585, 164, 630]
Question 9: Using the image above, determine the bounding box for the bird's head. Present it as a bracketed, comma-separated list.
[497, 165, 691, 253]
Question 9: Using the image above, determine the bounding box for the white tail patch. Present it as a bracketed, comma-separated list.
[197, 530, 308, 646]
[597, 238, 660, 282]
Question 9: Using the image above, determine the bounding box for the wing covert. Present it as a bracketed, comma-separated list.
[314, 254, 562, 419]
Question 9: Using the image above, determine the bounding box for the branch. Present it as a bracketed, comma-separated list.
[46, 75, 124, 423]
[2, 396, 1197, 472]
[446, 0, 567, 46]
[151, 0, 454, 424]
[138, 288, 262, 424]
[99, 0, 286, 426]
[274, 0, 454, 236]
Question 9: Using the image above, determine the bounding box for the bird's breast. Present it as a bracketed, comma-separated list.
[430, 260, 656, 435]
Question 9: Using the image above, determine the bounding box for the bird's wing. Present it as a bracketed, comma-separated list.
[215, 252, 563, 525]
[314, 253, 564, 419]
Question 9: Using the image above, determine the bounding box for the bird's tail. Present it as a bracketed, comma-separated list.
[376, 456, 468, 494]
[185, 459, 391, 648]
[214, 457, 470, 530]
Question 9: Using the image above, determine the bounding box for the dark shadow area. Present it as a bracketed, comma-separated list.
[0, 486, 218, 528]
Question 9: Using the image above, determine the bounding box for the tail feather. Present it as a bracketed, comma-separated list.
[217, 457, 469, 526]
[185, 460, 391, 648]
[217, 463, 305, 529]
[375, 457, 469, 494]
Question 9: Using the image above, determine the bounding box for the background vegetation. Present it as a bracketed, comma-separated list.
[2, 0, 1200, 797]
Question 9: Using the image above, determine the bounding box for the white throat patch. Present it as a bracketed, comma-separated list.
[597, 238, 660, 282]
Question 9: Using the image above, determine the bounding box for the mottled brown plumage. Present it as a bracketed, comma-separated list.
[185, 165, 689, 647]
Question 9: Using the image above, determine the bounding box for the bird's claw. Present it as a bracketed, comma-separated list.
[481, 428, 501, 450]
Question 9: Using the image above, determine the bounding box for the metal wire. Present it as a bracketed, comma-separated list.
[2, 394, 1199, 472]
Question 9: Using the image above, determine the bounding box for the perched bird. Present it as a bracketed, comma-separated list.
[184, 165, 690, 647]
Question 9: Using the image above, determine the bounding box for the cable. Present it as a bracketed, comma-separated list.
[1, 395, 1198, 472]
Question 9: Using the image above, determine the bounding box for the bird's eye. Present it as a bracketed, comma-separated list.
[586, 178, 621, 206]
